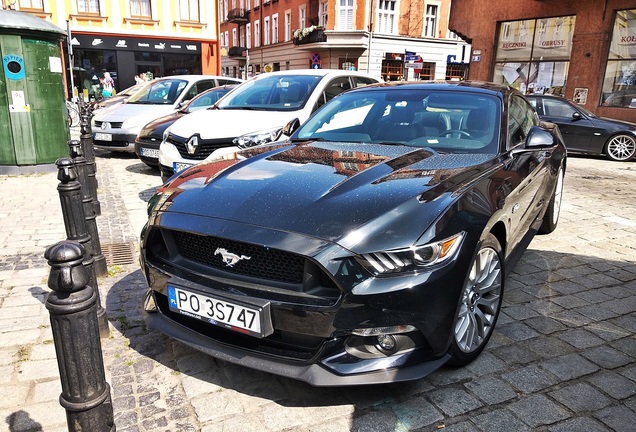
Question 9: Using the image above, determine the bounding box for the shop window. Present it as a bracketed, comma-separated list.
[419, 62, 435, 80]
[130, 0, 152, 18]
[446, 63, 467, 81]
[602, 9, 636, 108]
[19, 0, 44, 11]
[179, 0, 200, 22]
[493, 16, 575, 96]
[382, 59, 403, 81]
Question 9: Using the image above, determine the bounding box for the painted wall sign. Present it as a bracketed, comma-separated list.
[3, 54, 26, 80]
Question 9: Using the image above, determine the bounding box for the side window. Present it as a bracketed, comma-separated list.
[508, 95, 538, 148]
[312, 77, 352, 112]
[353, 76, 377, 87]
[217, 78, 238, 86]
[543, 99, 576, 118]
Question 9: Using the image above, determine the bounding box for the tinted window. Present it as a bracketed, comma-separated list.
[508, 95, 538, 148]
[543, 98, 577, 118]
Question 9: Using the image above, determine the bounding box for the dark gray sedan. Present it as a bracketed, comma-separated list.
[527, 94, 636, 161]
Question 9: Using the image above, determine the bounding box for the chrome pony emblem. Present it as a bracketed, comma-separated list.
[186, 135, 199, 155]
[214, 248, 251, 267]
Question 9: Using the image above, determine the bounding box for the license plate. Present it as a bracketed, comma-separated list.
[167, 285, 272, 337]
[173, 162, 193, 173]
[140, 147, 159, 158]
[95, 133, 112, 141]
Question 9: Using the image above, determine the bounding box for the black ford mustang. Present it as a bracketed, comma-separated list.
[140, 81, 567, 386]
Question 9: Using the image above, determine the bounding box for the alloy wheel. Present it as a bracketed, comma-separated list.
[606, 134, 636, 161]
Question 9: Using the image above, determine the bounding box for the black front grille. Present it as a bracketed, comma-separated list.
[168, 134, 234, 160]
[94, 140, 130, 147]
[147, 228, 341, 305]
[94, 121, 124, 129]
[173, 231, 305, 284]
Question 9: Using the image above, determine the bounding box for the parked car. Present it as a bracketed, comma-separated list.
[93, 83, 146, 110]
[135, 84, 239, 167]
[158, 69, 380, 181]
[527, 94, 636, 161]
[140, 81, 567, 386]
[92, 75, 243, 153]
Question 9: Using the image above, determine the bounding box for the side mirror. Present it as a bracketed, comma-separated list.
[282, 118, 301, 137]
[526, 125, 555, 149]
[572, 111, 582, 121]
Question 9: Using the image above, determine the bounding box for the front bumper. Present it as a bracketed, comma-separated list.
[93, 129, 137, 152]
[135, 138, 161, 166]
[145, 300, 450, 386]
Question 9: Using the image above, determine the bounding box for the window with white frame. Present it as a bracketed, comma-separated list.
[254, 0, 259, 8]
[424, 4, 438, 38]
[299, 5, 306, 29]
[272, 14, 279, 43]
[319, 0, 328, 26]
[224, 31, 230, 46]
[232, 28, 238, 46]
[264, 16, 271, 45]
[240, 27, 246, 47]
[76, 0, 99, 14]
[377, 0, 396, 34]
[254, 20, 261, 47]
[246, 0, 250, 9]
[246, 23, 252, 48]
[337, 0, 354, 30]
[130, 0, 152, 18]
[179, 0, 199, 21]
[285, 10, 292, 41]
[20, 0, 44, 10]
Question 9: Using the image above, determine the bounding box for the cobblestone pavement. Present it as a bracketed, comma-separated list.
[0, 142, 634, 431]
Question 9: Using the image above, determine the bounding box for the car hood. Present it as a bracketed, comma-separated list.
[595, 116, 636, 130]
[140, 112, 186, 139]
[168, 109, 305, 140]
[93, 103, 176, 123]
[155, 141, 497, 252]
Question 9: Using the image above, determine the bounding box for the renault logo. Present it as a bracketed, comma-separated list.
[186, 135, 199, 155]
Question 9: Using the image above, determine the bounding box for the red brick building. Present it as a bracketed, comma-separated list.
[219, 0, 470, 82]
[449, 0, 636, 123]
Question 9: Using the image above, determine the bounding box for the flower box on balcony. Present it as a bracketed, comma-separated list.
[292, 26, 327, 45]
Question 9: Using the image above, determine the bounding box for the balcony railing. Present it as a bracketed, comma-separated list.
[228, 47, 248, 57]
[292, 27, 327, 45]
[227, 8, 249, 23]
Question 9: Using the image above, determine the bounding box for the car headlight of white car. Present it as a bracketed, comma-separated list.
[232, 127, 283, 149]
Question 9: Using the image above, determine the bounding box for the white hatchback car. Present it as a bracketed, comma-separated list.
[158, 69, 380, 181]
[92, 75, 243, 153]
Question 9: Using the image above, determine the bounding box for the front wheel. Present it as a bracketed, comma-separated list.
[538, 166, 564, 234]
[448, 233, 503, 366]
[605, 134, 636, 161]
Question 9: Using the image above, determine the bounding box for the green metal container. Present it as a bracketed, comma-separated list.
[0, 10, 68, 174]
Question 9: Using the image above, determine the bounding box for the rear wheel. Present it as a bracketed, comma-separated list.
[538, 166, 564, 234]
[605, 134, 636, 161]
[448, 233, 503, 366]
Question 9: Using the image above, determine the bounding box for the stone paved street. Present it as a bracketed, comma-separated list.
[0, 141, 634, 431]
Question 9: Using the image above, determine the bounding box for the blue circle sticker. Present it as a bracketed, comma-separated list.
[3, 54, 26, 80]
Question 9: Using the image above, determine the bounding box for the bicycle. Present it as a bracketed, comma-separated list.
[66, 99, 81, 128]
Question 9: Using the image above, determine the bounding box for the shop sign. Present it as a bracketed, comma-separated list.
[71, 34, 201, 54]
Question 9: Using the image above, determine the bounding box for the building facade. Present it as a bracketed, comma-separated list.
[7, 0, 222, 96]
[449, 0, 636, 123]
[219, 0, 470, 81]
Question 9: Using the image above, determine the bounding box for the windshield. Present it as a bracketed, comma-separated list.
[295, 88, 501, 154]
[126, 79, 188, 105]
[216, 74, 322, 111]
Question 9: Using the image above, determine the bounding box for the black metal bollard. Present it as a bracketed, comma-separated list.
[68, 140, 108, 278]
[56, 157, 110, 337]
[44, 241, 115, 432]
[79, 100, 101, 216]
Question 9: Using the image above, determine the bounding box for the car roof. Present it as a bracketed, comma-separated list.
[153, 74, 241, 82]
[348, 80, 513, 97]
[250, 69, 378, 80]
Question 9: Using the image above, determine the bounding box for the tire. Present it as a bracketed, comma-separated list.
[67, 106, 80, 128]
[605, 133, 636, 161]
[538, 166, 564, 234]
[448, 233, 503, 366]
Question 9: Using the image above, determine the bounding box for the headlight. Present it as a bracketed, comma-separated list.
[232, 127, 283, 149]
[162, 127, 171, 143]
[357, 232, 465, 275]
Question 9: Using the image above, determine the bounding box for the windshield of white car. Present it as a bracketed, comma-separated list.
[216, 74, 322, 111]
[126, 79, 189, 105]
[295, 88, 501, 154]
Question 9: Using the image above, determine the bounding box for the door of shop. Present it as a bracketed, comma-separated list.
[136, 62, 162, 80]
